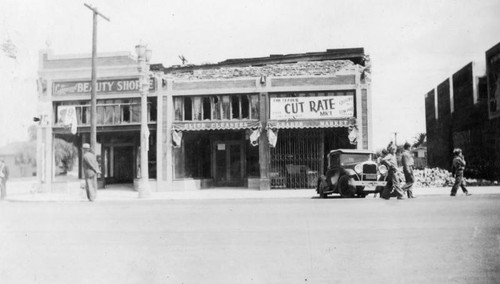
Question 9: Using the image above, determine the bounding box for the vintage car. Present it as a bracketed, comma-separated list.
[316, 149, 388, 198]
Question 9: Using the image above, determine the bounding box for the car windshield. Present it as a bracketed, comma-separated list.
[340, 153, 371, 166]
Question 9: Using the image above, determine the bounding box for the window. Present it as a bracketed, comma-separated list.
[203, 97, 211, 120]
[184, 97, 192, 121]
[173, 94, 258, 121]
[231, 96, 240, 119]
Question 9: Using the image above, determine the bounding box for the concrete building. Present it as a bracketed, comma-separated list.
[425, 42, 500, 180]
[37, 48, 372, 192]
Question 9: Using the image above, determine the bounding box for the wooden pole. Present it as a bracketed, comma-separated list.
[84, 4, 109, 152]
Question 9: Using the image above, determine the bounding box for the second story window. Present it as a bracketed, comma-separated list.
[173, 94, 259, 122]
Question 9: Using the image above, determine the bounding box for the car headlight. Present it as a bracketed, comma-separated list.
[354, 164, 363, 174]
[379, 165, 388, 175]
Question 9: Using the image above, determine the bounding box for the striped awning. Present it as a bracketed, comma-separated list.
[172, 120, 261, 131]
[267, 117, 355, 129]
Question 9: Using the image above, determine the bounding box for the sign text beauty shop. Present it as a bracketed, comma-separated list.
[53, 78, 155, 96]
[270, 95, 354, 120]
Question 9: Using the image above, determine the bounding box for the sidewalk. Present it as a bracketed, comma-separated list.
[3, 179, 500, 202]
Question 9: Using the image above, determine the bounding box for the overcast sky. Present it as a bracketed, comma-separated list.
[1, 0, 499, 149]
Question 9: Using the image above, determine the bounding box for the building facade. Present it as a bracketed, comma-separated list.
[425, 42, 500, 180]
[37, 48, 372, 191]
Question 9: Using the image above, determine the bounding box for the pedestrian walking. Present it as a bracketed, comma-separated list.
[374, 149, 389, 198]
[0, 160, 9, 200]
[450, 148, 471, 197]
[381, 142, 406, 200]
[401, 142, 416, 198]
[82, 143, 101, 202]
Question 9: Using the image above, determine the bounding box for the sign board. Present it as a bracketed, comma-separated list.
[270, 95, 354, 120]
[172, 121, 261, 131]
[487, 43, 500, 119]
[53, 78, 155, 96]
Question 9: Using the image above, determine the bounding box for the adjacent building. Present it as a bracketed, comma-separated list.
[425, 42, 500, 180]
[37, 48, 372, 191]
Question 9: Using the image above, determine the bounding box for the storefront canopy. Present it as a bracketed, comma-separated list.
[172, 120, 261, 131]
[266, 117, 356, 130]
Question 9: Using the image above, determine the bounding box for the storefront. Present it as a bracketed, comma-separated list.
[37, 48, 372, 192]
[160, 48, 372, 190]
[37, 51, 160, 191]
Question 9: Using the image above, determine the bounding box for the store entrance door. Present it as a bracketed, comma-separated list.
[112, 146, 134, 183]
[213, 141, 245, 187]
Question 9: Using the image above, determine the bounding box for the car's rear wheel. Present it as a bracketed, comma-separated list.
[338, 175, 356, 198]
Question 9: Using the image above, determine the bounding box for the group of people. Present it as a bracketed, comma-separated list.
[378, 142, 471, 199]
[378, 142, 415, 200]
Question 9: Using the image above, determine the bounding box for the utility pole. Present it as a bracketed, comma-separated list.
[393, 132, 399, 146]
[84, 3, 110, 152]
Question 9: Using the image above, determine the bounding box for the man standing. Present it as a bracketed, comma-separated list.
[401, 142, 416, 198]
[82, 143, 101, 202]
[450, 148, 471, 197]
[381, 142, 406, 200]
[0, 160, 9, 200]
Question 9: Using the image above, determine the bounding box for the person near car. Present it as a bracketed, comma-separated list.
[374, 149, 389, 197]
[82, 143, 101, 202]
[381, 142, 406, 200]
[450, 148, 471, 197]
[401, 142, 416, 198]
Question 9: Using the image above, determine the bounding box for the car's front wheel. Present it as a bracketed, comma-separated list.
[317, 176, 329, 198]
[338, 175, 356, 198]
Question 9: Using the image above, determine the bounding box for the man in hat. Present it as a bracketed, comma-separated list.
[82, 143, 101, 201]
[401, 142, 416, 198]
[450, 148, 471, 197]
[381, 142, 406, 200]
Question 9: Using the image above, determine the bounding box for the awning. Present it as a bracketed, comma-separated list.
[172, 120, 261, 131]
[266, 117, 356, 129]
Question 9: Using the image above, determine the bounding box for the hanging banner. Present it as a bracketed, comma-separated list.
[172, 130, 183, 148]
[57, 105, 78, 134]
[270, 95, 354, 120]
[249, 128, 261, 146]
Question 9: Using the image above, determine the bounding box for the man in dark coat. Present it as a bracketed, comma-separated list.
[82, 143, 101, 201]
[401, 142, 416, 198]
[450, 148, 471, 197]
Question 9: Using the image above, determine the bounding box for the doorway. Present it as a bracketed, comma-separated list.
[103, 145, 135, 184]
[212, 141, 245, 186]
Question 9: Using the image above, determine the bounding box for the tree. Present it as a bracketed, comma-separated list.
[413, 133, 427, 148]
[54, 138, 78, 175]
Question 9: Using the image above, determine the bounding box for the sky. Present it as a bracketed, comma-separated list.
[1, 0, 499, 150]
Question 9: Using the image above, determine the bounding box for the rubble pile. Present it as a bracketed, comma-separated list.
[399, 167, 500, 187]
[411, 168, 455, 187]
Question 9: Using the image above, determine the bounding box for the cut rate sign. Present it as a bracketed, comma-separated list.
[270, 95, 354, 120]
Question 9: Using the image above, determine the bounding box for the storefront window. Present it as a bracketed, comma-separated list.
[54, 98, 157, 126]
[173, 94, 259, 122]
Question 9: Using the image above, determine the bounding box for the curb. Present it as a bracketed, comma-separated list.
[3, 186, 500, 202]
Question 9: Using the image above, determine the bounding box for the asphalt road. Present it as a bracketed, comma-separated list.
[1, 195, 500, 284]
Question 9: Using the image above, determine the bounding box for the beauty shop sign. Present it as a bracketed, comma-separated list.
[270, 95, 354, 120]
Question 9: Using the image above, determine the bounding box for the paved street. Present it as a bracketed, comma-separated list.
[1, 194, 500, 284]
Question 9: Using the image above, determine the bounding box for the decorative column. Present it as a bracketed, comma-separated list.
[258, 75, 270, 190]
[135, 44, 152, 198]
